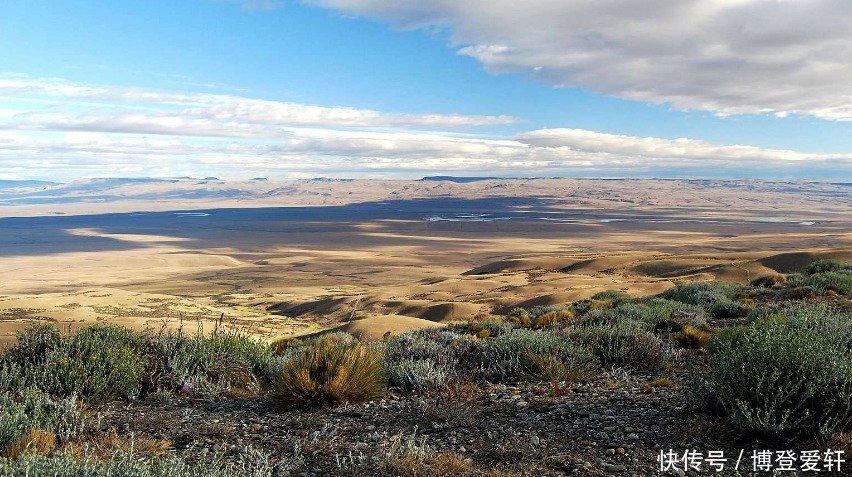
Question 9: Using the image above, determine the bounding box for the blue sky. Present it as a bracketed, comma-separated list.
[1, 0, 851, 181]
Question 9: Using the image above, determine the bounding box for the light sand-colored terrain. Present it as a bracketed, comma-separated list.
[1, 178, 850, 344]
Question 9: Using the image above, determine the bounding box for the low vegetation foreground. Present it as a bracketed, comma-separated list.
[1, 260, 851, 476]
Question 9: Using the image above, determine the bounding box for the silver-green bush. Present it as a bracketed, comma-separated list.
[696, 321, 852, 438]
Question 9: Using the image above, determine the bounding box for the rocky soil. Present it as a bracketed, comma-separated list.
[94, 369, 748, 477]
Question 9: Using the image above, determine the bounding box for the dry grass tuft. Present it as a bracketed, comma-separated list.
[751, 274, 787, 288]
[642, 377, 674, 393]
[533, 310, 575, 329]
[62, 428, 171, 460]
[269, 337, 386, 409]
[2, 428, 57, 459]
[673, 325, 712, 349]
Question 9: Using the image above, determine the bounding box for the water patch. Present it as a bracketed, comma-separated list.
[423, 213, 816, 226]
[425, 214, 513, 222]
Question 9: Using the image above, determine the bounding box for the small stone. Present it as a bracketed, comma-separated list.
[628, 433, 640, 441]
[530, 435, 540, 445]
[606, 448, 616, 455]
[616, 447, 626, 455]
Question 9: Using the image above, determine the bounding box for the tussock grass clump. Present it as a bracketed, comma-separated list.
[507, 305, 575, 329]
[2, 429, 56, 459]
[694, 321, 852, 438]
[521, 353, 591, 383]
[672, 325, 712, 349]
[750, 274, 787, 288]
[462, 319, 517, 337]
[269, 337, 385, 409]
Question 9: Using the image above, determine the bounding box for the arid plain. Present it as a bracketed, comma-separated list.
[1, 177, 850, 344]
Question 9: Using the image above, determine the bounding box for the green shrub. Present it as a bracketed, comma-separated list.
[269, 337, 386, 409]
[2, 324, 146, 400]
[695, 322, 852, 438]
[388, 359, 451, 392]
[6, 323, 61, 364]
[590, 290, 632, 302]
[142, 325, 280, 397]
[521, 353, 591, 383]
[16, 325, 148, 402]
[663, 281, 740, 305]
[782, 302, 852, 349]
[570, 320, 669, 370]
[801, 272, 852, 295]
[802, 260, 851, 275]
[0, 389, 89, 455]
[708, 298, 749, 318]
[481, 329, 597, 382]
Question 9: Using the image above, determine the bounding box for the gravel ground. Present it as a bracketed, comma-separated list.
[94, 369, 752, 477]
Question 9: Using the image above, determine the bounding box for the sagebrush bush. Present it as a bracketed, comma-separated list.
[708, 298, 749, 318]
[41, 325, 146, 401]
[388, 359, 451, 393]
[6, 323, 61, 364]
[570, 320, 669, 370]
[802, 260, 851, 275]
[382, 328, 486, 390]
[590, 290, 632, 303]
[0, 389, 89, 457]
[663, 281, 741, 308]
[142, 324, 281, 397]
[695, 322, 852, 438]
[269, 337, 385, 409]
[801, 272, 852, 295]
[1, 325, 146, 401]
[481, 329, 597, 382]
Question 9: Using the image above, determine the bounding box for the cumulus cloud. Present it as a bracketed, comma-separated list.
[309, 0, 852, 121]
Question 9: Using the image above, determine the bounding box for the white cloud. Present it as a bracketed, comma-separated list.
[0, 76, 850, 180]
[0, 77, 517, 129]
[309, 0, 852, 121]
